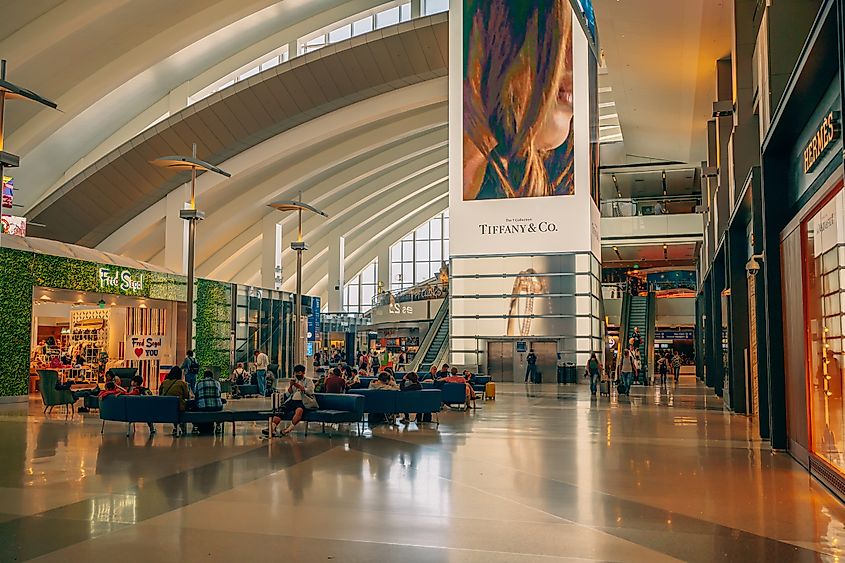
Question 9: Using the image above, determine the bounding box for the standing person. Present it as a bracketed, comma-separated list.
[658, 353, 669, 385]
[631, 327, 642, 352]
[619, 349, 633, 396]
[180, 350, 200, 394]
[525, 349, 538, 383]
[672, 351, 682, 383]
[263, 364, 315, 437]
[370, 352, 380, 376]
[253, 349, 269, 396]
[397, 351, 406, 371]
[633, 348, 642, 385]
[160, 366, 191, 436]
[127, 375, 156, 434]
[587, 352, 601, 396]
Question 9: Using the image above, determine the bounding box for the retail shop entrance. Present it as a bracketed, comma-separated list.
[30, 287, 183, 393]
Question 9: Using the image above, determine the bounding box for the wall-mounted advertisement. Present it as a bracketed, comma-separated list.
[1, 215, 26, 236]
[2, 176, 13, 209]
[451, 0, 599, 257]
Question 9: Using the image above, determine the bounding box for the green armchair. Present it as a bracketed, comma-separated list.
[37, 370, 76, 415]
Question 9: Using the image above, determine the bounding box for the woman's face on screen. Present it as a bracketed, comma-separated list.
[535, 61, 573, 152]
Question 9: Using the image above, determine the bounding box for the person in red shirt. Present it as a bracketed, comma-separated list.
[98, 381, 124, 401]
[125, 375, 156, 434]
[441, 367, 477, 409]
[324, 367, 347, 394]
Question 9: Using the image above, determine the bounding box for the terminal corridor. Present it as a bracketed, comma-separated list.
[0, 376, 842, 562]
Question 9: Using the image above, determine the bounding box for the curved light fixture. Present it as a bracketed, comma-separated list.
[150, 154, 231, 178]
[267, 200, 329, 218]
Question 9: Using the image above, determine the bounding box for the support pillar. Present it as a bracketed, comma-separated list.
[261, 215, 283, 290]
[164, 185, 189, 274]
[168, 82, 190, 114]
[377, 244, 391, 295]
[327, 236, 345, 312]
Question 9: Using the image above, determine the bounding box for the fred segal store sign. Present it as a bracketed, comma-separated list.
[98, 267, 144, 294]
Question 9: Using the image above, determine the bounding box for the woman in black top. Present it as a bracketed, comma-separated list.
[400, 372, 423, 425]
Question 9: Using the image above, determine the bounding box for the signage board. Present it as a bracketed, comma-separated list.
[803, 111, 841, 174]
[98, 267, 145, 293]
[126, 335, 166, 361]
[1, 176, 12, 208]
[307, 296, 321, 341]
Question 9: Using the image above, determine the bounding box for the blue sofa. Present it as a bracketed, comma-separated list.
[352, 389, 442, 424]
[99, 393, 364, 436]
[471, 376, 491, 398]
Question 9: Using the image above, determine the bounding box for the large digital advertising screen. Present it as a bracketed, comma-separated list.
[449, 0, 599, 258]
[463, 0, 575, 201]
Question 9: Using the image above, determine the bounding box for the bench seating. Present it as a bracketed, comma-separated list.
[99, 393, 364, 436]
[351, 389, 442, 424]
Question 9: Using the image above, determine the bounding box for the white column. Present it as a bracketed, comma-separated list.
[261, 214, 283, 290]
[164, 185, 189, 274]
[411, 0, 422, 18]
[287, 40, 298, 59]
[327, 236, 346, 312]
[377, 244, 391, 294]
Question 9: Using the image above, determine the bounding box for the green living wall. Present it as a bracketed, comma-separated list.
[0, 246, 232, 397]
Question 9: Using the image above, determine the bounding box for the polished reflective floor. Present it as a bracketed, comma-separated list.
[2, 374, 844, 562]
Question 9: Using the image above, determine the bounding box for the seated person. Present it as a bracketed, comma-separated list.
[324, 367, 347, 394]
[436, 363, 450, 378]
[441, 367, 478, 409]
[399, 372, 423, 424]
[126, 375, 156, 434]
[421, 365, 438, 381]
[263, 364, 315, 437]
[314, 367, 328, 393]
[348, 370, 367, 389]
[370, 371, 399, 390]
[231, 362, 248, 385]
[264, 371, 276, 397]
[159, 366, 191, 436]
[192, 370, 224, 434]
[98, 381, 124, 401]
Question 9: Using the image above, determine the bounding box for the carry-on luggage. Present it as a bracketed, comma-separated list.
[485, 381, 496, 400]
[600, 379, 610, 397]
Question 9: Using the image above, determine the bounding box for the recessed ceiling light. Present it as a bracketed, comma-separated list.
[39, 295, 51, 300]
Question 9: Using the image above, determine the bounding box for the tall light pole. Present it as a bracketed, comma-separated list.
[0, 59, 58, 226]
[267, 199, 328, 366]
[152, 145, 230, 351]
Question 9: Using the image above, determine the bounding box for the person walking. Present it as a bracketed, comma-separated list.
[587, 352, 601, 395]
[525, 349, 538, 383]
[254, 349, 269, 396]
[658, 353, 669, 385]
[672, 351, 682, 383]
[619, 349, 634, 396]
[180, 350, 200, 394]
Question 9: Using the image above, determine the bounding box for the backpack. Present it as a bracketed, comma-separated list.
[188, 357, 200, 375]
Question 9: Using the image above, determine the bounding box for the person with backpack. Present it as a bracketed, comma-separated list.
[586, 352, 602, 395]
[180, 350, 200, 393]
[658, 353, 670, 385]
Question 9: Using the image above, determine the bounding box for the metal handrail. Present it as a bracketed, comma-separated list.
[408, 298, 449, 373]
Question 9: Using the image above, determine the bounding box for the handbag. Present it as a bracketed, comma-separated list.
[301, 391, 319, 410]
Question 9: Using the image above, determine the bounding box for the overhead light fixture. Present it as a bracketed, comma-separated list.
[712, 100, 734, 117]
[139, 302, 148, 309]
[39, 294, 51, 301]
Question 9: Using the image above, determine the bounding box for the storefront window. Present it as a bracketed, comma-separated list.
[805, 187, 845, 470]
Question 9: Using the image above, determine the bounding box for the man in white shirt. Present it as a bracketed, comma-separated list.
[254, 349, 269, 396]
[263, 364, 315, 437]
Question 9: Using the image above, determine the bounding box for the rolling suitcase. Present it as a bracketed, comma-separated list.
[599, 379, 610, 397]
[485, 381, 496, 400]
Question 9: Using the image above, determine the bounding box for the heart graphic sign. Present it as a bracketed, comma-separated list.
[126, 335, 166, 361]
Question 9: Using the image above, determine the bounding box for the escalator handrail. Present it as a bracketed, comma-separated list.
[409, 298, 449, 372]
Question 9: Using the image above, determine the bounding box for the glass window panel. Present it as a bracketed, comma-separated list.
[353, 16, 374, 36]
[414, 263, 428, 283]
[402, 240, 414, 260]
[347, 287, 359, 306]
[260, 56, 280, 72]
[430, 241, 442, 262]
[424, 0, 449, 15]
[442, 214, 449, 239]
[391, 263, 402, 286]
[376, 7, 400, 28]
[238, 66, 259, 81]
[391, 244, 401, 262]
[416, 221, 430, 240]
[400, 3, 411, 21]
[429, 217, 442, 239]
[329, 24, 352, 43]
[361, 285, 376, 307]
[361, 263, 376, 284]
[416, 240, 430, 262]
[443, 240, 449, 259]
[402, 263, 413, 286]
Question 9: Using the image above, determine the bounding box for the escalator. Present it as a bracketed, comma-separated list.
[409, 298, 449, 374]
[622, 291, 656, 380]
